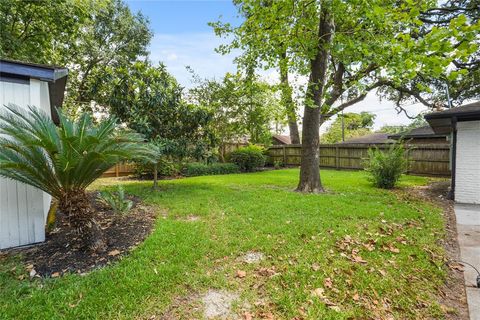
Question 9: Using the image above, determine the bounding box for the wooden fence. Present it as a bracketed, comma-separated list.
[267, 144, 451, 177]
[102, 162, 136, 178]
[100, 143, 451, 178]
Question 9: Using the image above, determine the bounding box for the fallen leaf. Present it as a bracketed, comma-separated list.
[108, 249, 121, 256]
[51, 272, 60, 278]
[311, 288, 325, 298]
[328, 305, 341, 312]
[450, 263, 464, 272]
[243, 311, 253, 320]
[29, 269, 37, 278]
[352, 293, 360, 301]
[236, 270, 247, 278]
[311, 263, 321, 271]
[324, 277, 333, 289]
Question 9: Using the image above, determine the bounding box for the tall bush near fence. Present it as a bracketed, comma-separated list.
[364, 144, 408, 189]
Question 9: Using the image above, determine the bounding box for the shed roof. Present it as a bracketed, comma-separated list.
[0, 59, 68, 124]
[0, 59, 68, 82]
[425, 101, 480, 134]
[272, 134, 292, 144]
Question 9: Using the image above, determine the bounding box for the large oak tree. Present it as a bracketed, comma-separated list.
[213, 0, 479, 192]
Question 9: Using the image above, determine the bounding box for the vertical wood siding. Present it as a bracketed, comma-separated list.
[0, 79, 52, 249]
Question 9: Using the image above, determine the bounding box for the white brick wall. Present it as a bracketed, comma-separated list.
[455, 120, 480, 204]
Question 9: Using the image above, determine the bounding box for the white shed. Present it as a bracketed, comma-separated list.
[425, 102, 480, 204]
[0, 59, 68, 249]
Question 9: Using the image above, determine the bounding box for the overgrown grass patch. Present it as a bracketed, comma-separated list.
[0, 169, 448, 319]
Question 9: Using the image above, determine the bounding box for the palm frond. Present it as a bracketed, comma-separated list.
[0, 105, 153, 199]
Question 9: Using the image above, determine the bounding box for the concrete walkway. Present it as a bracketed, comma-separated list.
[455, 204, 480, 320]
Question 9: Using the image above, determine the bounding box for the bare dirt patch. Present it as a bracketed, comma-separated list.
[240, 251, 265, 264]
[202, 290, 240, 319]
[411, 181, 469, 320]
[177, 215, 201, 222]
[0, 192, 157, 277]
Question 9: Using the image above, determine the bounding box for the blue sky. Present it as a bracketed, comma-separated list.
[125, 0, 427, 130]
[127, 0, 240, 34]
[126, 0, 241, 87]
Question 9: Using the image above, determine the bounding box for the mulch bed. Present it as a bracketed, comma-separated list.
[411, 181, 469, 320]
[0, 192, 157, 278]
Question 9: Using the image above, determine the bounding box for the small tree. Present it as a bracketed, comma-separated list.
[365, 144, 408, 189]
[0, 105, 152, 251]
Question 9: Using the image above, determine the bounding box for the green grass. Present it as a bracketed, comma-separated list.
[0, 169, 449, 319]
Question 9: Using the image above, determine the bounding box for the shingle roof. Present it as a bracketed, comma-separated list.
[338, 133, 393, 144]
[388, 125, 446, 140]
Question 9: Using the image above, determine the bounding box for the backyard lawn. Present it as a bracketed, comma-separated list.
[0, 169, 449, 319]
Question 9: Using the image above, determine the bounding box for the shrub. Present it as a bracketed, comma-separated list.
[273, 160, 284, 169]
[134, 157, 179, 178]
[98, 186, 133, 214]
[365, 144, 408, 189]
[229, 144, 266, 172]
[183, 162, 239, 177]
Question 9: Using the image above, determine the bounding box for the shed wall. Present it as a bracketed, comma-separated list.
[456, 120, 480, 204]
[0, 78, 52, 249]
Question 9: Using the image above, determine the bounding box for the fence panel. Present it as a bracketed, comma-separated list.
[267, 144, 451, 177]
[102, 163, 136, 178]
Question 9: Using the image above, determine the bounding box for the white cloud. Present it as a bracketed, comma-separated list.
[148, 32, 429, 132]
[149, 32, 238, 87]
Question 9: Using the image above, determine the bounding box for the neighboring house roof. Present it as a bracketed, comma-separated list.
[272, 134, 292, 144]
[388, 125, 447, 140]
[425, 101, 480, 134]
[0, 59, 68, 124]
[338, 132, 394, 144]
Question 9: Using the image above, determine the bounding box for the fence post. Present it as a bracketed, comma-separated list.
[283, 146, 287, 166]
[406, 147, 411, 174]
[335, 146, 339, 169]
[115, 164, 119, 177]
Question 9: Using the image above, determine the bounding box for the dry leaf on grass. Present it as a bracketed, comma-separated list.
[324, 277, 333, 289]
[311, 288, 325, 298]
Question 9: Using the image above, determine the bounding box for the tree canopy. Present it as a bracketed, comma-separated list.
[321, 112, 376, 144]
[100, 61, 214, 160]
[187, 71, 284, 160]
[0, 0, 152, 115]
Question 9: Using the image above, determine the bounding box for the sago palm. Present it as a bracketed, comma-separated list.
[0, 105, 152, 252]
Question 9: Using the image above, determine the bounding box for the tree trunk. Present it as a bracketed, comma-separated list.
[279, 52, 300, 144]
[59, 191, 107, 252]
[45, 198, 58, 233]
[296, 7, 334, 193]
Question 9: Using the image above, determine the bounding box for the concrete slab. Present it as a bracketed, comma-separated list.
[456, 204, 480, 225]
[466, 288, 480, 320]
[457, 226, 480, 247]
[455, 204, 480, 320]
